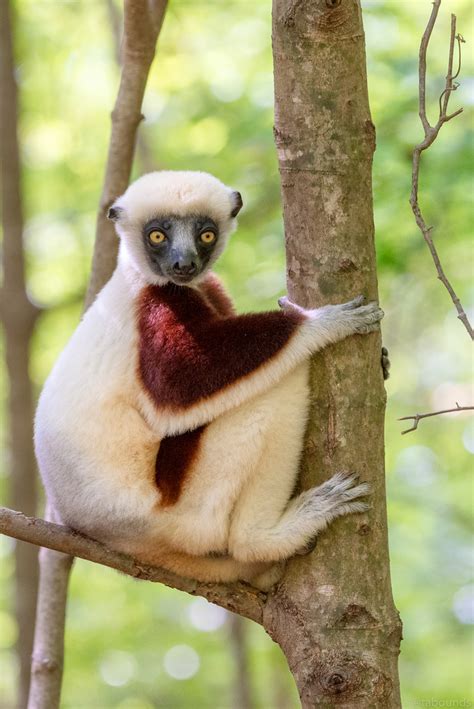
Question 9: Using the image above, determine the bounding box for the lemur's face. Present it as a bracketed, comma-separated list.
[142, 215, 220, 285]
[108, 171, 242, 286]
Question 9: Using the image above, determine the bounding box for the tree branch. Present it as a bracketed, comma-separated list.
[85, 0, 167, 308]
[399, 403, 474, 434]
[104, 0, 157, 173]
[0, 507, 264, 623]
[409, 2, 472, 339]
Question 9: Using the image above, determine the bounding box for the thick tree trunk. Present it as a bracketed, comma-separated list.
[0, 2, 39, 706]
[268, 1, 402, 706]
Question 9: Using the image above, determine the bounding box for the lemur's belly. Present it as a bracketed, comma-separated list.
[148, 363, 310, 556]
[36, 330, 308, 557]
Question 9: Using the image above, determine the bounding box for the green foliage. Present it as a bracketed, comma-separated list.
[1, 0, 472, 706]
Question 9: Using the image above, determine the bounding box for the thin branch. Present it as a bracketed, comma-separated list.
[399, 403, 474, 434]
[104, 0, 157, 172]
[409, 4, 473, 340]
[417, 0, 441, 134]
[0, 507, 265, 624]
[85, 0, 168, 308]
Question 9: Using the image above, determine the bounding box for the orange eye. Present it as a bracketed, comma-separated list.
[200, 231, 216, 244]
[149, 230, 166, 244]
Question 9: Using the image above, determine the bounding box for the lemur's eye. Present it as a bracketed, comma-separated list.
[200, 231, 216, 244]
[148, 230, 166, 244]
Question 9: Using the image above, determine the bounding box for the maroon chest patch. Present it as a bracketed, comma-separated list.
[155, 425, 206, 506]
[137, 276, 302, 507]
[136, 279, 302, 410]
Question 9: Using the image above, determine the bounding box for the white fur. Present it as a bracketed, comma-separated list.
[35, 172, 380, 589]
[113, 171, 238, 286]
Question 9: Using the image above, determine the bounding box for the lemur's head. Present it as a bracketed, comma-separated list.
[108, 171, 242, 286]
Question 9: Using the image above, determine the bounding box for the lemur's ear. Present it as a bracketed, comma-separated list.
[107, 205, 124, 222]
[230, 191, 243, 218]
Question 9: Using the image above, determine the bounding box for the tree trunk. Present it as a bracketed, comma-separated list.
[268, 1, 402, 706]
[0, 2, 39, 706]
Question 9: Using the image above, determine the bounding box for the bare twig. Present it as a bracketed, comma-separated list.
[399, 403, 474, 434]
[0, 506, 265, 624]
[410, 3, 472, 339]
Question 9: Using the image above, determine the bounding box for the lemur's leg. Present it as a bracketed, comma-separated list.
[229, 467, 369, 564]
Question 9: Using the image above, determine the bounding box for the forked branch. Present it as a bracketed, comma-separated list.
[399, 403, 474, 434]
[410, 2, 472, 339]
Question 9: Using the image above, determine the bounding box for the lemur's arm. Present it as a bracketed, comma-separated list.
[138, 284, 383, 433]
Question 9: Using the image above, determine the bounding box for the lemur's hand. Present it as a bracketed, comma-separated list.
[321, 295, 384, 335]
[279, 294, 384, 337]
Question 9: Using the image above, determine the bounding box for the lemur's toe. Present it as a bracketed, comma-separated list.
[381, 345, 391, 380]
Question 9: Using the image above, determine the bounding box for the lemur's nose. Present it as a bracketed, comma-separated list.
[173, 261, 197, 276]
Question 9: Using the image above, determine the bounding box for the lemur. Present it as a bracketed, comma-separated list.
[35, 171, 384, 589]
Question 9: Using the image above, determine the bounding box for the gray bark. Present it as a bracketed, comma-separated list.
[0, 2, 39, 706]
[268, 0, 402, 705]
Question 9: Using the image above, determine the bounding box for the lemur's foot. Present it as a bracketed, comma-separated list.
[381, 346, 391, 380]
[294, 472, 370, 555]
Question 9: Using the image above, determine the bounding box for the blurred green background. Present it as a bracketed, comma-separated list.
[1, 0, 473, 707]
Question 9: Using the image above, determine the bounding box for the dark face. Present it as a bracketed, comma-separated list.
[142, 215, 219, 285]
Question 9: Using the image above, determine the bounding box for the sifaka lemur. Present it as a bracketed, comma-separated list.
[35, 171, 384, 589]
